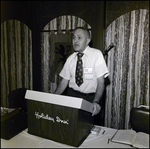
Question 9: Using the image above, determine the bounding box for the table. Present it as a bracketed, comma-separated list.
[1, 126, 133, 148]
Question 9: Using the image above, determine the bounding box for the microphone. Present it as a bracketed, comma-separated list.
[104, 43, 115, 55]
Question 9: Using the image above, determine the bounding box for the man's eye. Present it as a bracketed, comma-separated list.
[78, 37, 82, 40]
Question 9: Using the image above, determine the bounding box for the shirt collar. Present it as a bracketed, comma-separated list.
[74, 46, 90, 58]
[83, 46, 90, 57]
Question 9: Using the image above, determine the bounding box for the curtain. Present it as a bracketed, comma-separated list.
[41, 15, 91, 93]
[105, 9, 149, 129]
[1, 20, 33, 107]
[42, 15, 91, 31]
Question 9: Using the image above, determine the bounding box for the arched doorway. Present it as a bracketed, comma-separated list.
[1, 19, 33, 107]
[105, 9, 149, 129]
[40, 15, 91, 93]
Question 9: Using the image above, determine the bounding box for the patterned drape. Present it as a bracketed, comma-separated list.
[105, 9, 149, 129]
[1, 20, 33, 107]
[42, 15, 91, 31]
[41, 15, 91, 93]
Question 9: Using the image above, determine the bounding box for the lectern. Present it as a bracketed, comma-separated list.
[25, 90, 94, 147]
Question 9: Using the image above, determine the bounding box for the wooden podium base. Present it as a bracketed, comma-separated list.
[26, 90, 94, 147]
[28, 100, 93, 147]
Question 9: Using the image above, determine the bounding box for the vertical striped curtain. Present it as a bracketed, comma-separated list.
[105, 9, 149, 129]
[1, 20, 33, 107]
[42, 15, 91, 31]
[41, 15, 91, 93]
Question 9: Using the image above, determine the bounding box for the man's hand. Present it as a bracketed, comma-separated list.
[92, 102, 101, 116]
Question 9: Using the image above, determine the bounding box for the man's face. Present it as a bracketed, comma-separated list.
[72, 29, 90, 52]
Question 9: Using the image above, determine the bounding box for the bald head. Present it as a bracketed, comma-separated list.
[73, 27, 91, 40]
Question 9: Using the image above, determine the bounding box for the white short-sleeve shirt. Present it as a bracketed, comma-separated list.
[59, 46, 109, 93]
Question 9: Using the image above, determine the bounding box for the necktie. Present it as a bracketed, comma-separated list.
[75, 52, 84, 86]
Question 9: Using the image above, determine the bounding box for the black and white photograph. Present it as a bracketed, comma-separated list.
[1, 1, 149, 148]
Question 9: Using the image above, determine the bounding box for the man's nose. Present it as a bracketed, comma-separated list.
[73, 37, 77, 42]
[74, 38, 78, 43]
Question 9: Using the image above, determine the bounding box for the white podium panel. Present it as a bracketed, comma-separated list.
[25, 90, 93, 113]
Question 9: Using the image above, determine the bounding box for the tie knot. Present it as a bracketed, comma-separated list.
[77, 52, 84, 59]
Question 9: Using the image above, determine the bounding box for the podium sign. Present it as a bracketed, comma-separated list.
[25, 90, 94, 147]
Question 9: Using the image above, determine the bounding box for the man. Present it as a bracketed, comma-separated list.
[54, 27, 109, 117]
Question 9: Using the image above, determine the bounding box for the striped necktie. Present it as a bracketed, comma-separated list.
[75, 52, 84, 86]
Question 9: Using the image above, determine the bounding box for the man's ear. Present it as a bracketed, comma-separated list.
[86, 38, 91, 45]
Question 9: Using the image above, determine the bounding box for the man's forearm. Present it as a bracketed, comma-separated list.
[54, 78, 69, 94]
[93, 76, 105, 104]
